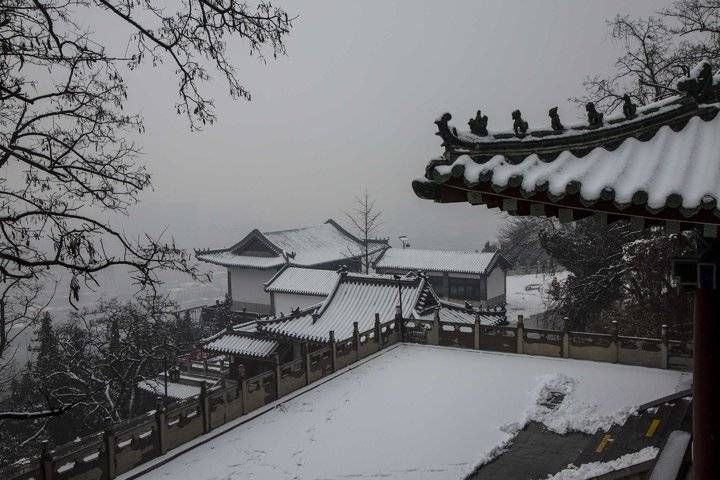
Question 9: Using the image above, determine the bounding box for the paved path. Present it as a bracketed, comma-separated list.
[466, 394, 691, 480]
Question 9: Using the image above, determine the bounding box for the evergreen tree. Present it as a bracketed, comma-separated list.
[31, 313, 58, 380]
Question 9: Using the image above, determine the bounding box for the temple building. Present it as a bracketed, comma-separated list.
[201, 270, 506, 380]
[195, 220, 388, 315]
[374, 248, 510, 306]
[411, 60, 720, 479]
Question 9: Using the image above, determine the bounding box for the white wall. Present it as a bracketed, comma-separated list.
[273, 292, 326, 315]
[486, 266, 506, 301]
[229, 267, 277, 306]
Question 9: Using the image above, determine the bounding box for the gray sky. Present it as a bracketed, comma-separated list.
[116, 0, 664, 252]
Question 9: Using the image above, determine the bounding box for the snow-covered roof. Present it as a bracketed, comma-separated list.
[413, 63, 720, 226]
[375, 248, 508, 275]
[204, 334, 278, 358]
[137, 379, 201, 400]
[196, 220, 389, 270]
[265, 267, 338, 296]
[417, 300, 506, 326]
[137, 344, 690, 480]
[259, 272, 438, 343]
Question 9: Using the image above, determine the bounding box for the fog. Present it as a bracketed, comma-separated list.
[61, 0, 664, 302]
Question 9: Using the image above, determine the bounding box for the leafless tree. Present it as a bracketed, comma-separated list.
[575, 2, 720, 113]
[343, 190, 384, 274]
[1, 297, 183, 423]
[0, 0, 293, 420]
[0, 277, 50, 385]
[0, 1, 294, 306]
[572, 15, 687, 112]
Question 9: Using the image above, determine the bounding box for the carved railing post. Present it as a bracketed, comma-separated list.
[395, 306, 404, 342]
[374, 313, 381, 347]
[474, 313, 481, 350]
[40, 440, 53, 480]
[429, 309, 440, 345]
[200, 383, 210, 434]
[155, 400, 167, 456]
[516, 315, 524, 354]
[611, 320, 619, 363]
[329, 331, 337, 373]
[302, 343, 311, 386]
[273, 353, 281, 400]
[353, 322, 360, 361]
[240, 378, 248, 415]
[104, 421, 116, 480]
[661, 324, 669, 369]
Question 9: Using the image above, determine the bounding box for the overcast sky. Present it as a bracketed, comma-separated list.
[114, 0, 664, 253]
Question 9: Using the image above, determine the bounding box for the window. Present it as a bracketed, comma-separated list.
[448, 277, 482, 301]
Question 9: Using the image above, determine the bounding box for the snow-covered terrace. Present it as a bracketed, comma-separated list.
[133, 344, 689, 480]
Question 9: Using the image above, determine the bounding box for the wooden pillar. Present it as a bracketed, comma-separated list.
[516, 315, 524, 354]
[611, 320, 619, 364]
[302, 343, 311, 386]
[374, 313, 382, 347]
[353, 322, 360, 361]
[104, 424, 116, 480]
[155, 400, 167, 455]
[693, 286, 720, 480]
[562, 319, 570, 359]
[474, 313, 481, 350]
[200, 383, 210, 434]
[329, 331, 337, 373]
[41, 440, 53, 480]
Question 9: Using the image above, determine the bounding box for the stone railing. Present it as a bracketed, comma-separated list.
[1, 318, 401, 480]
[1, 314, 692, 480]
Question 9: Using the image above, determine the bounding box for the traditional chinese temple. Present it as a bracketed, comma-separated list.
[412, 61, 720, 479]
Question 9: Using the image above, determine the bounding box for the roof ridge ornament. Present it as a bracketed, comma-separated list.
[586, 102, 603, 128]
[468, 110, 489, 136]
[622, 94, 637, 119]
[677, 60, 715, 103]
[435, 112, 458, 147]
[512, 109, 529, 137]
[549, 107, 564, 132]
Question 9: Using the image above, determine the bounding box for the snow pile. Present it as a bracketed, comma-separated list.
[135, 345, 689, 480]
[541, 446, 658, 480]
[518, 374, 638, 435]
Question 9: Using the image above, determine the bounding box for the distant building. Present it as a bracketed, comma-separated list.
[195, 220, 388, 315]
[374, 248, 511, 306]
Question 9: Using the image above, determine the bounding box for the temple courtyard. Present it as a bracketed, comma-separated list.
[130, 344, 690, 480]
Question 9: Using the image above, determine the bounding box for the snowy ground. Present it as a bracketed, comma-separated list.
[138, 344, 690, 480]
[506, 271, 569, 326]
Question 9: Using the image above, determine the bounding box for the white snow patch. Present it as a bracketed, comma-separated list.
[507, 272, 569, 325]
[136, 345, 689, 480]
[513, 374, 638, 435]
[541, 446, 658, 480]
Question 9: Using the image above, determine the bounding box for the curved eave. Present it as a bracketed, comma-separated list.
[414, 178, 720, 229]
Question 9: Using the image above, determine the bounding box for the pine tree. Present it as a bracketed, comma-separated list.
[31, 312, 58, 379]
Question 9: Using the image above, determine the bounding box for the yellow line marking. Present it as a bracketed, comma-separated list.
[595, 434, 611, 453]
[645, 419, 661, 437]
